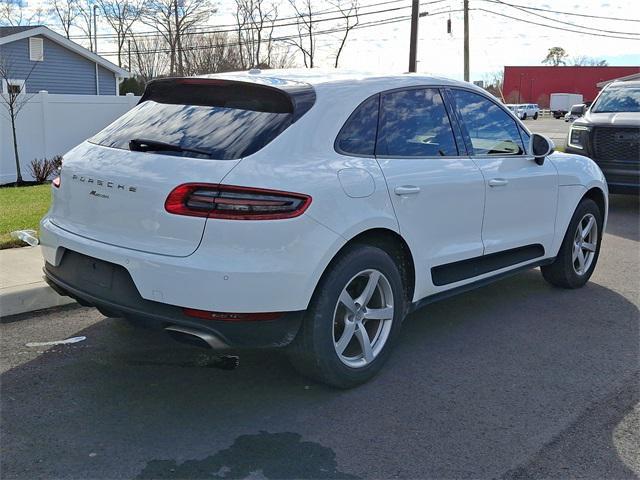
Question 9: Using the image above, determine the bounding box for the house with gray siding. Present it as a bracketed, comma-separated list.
[0, 26, 129, 95]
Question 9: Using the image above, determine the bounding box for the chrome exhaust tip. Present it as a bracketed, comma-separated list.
[164, 325, 229, 350]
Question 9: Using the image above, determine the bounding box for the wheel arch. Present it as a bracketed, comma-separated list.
[311, 228, 416, 308]
[551, 183, 608, 258]
[583, 186, 607, 221]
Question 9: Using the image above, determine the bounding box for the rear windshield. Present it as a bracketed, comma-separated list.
[591, 85, 640, 113]
[89, 80, 298, 160]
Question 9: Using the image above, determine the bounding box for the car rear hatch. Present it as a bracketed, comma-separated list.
[49, 77, 315, 257]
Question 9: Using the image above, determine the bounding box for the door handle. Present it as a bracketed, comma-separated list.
[394, 185, 421, 195]
[488, 178, 509, 187]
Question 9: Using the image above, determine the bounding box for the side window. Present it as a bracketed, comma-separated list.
[336, 94, 379, 156]
[377, 88, 458, 157]
[452, 89, 525, 156]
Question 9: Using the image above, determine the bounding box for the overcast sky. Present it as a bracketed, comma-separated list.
[31, 0, 640, 81]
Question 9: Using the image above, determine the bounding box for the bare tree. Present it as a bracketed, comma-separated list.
[141, 0, 214, 75]
[331, 0, 358, 68]
[49, 0, 80, 38]
[234, 0, 280, 69]
[571, 55, 608, 66]
[262, 2, 279, 67]
[31, 6, 46, 24]
[268, 44, 295, 69]
[482, 70, 504, 101]
[234, 2, 248, 69]
[182, 32, 245, 75]
[99, 0, 145, 67]
[0, 55, 38, 185]
[131, 35, 169, 81]
[0, 0, 22, 25]
[76, 0, 97, 51]
[287, 0, 315, 68]
[0, 0, 43, 26]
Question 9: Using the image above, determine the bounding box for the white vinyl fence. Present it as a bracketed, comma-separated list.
[1, 91, 140, 184]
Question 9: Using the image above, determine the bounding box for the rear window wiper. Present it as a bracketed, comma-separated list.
[129, 138, 213, 158]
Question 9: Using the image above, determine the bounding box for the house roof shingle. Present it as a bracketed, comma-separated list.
[0, 25, 41, 38]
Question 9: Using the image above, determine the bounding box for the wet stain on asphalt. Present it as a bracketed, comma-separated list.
[127, 353, 240, 370]
[136, 431, 358, 479]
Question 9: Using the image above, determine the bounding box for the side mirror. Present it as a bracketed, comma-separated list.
[530, 133, 554, 165]
[578, 105, 586, 115]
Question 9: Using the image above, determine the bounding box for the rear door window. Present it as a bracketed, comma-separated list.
[90, 80, 307, 160]
[451, 89, 525, 156]
[377, 88, 459, 157]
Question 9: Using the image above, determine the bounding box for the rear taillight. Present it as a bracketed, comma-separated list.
[165, 184, 311, 220]
[183, 308, 282, 322]
[52, 157, 62, 188]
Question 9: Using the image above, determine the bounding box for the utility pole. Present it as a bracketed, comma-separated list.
[93, 4, 98, 53]
[408, 0, 419, 72]
[463, 0, 469, 81]
[174, 0, 183, 75]
[128, 39, 131, 71]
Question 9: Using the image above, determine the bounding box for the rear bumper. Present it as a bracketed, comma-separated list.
[44, 250, 303, 349]
[40, 213, 343, 312]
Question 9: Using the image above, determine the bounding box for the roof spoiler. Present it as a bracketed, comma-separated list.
[140, 77, 316, 122]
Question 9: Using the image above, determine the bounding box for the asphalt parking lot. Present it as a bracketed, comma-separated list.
[1, 194, 638, 480]
[524, 115, 572, 149]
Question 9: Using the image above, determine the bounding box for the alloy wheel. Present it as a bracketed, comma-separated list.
[572, 213, 598, 275]
[332, 269, 394, 368]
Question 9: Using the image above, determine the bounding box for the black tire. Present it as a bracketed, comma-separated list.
[287, 245, 406, 389]
[522, 113, 527, 120]
[533, 112, 539, 120]
[541, 198, 603, 289]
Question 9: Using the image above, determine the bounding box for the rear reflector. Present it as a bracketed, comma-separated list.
[183, 308, 283, 322]
[165, 184, 311, 220]
[52, 176, 61, 188]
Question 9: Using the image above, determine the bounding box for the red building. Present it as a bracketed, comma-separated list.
[503, 66, 640, 107]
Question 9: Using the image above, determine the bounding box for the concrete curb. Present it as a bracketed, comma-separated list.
[0, 245, 76, 318]
[0, 282, 75, 318]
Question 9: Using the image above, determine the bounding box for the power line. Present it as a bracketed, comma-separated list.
[475, 7, 640, 40]
[101, 15, 413, 55]
[99, 4, 640, 60]
[99, 9, 465, 57]
[69, 0, 446, 41]
[481, 0, 640, 23]
[96, 2, 640, 67]
[483, 0, 640, 36]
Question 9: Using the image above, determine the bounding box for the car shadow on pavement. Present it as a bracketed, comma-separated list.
[605, 194, 639, 242]
[1, 269, 638, 479]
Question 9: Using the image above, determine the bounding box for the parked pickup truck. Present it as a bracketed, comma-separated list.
[565, 81, 639, 194]
[564, 104, 586, 122]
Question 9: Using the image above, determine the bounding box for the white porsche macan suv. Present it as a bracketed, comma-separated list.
[41, 71, 608, 388]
